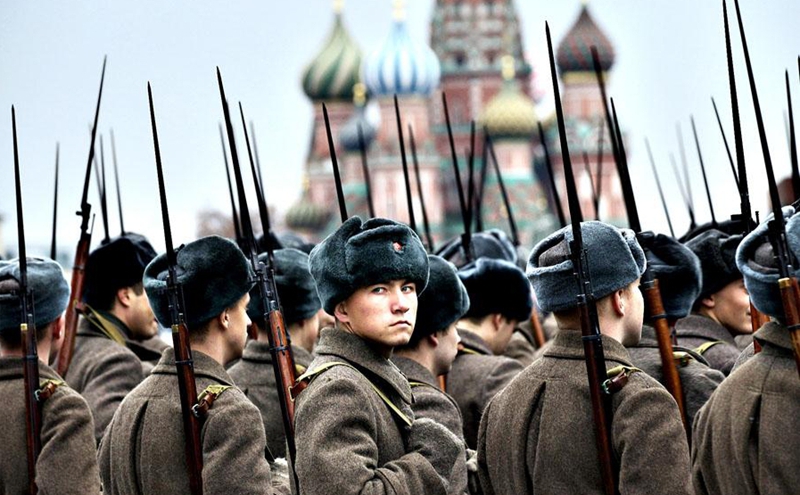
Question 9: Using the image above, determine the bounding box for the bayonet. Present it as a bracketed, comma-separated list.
[548, 24, 616, 495]
[475, 133, 489, 232]
[249, 121, 266, 200]
[786, 71, 799, 200]
[110, 129, 125, 235]
[357, 123, 376, 218]
[99, 135, 110, 243]
[465, 121, 477, 234]
[218, 123, 242, 245]
[711, 97, 740, 190]
[485, 129, 520, 247]
[56, 56, 106, 377]
[583, 151, 600, 220]
[50, 143, 59, 260]
[670, 153, 696, 230]
[690, 116, 717, 225]
[537, 121, 566, 228]
[322, 103, 348, 222]
[408, 124, 434, 251]
[442, 92, 472, 260]
[645, 139, 675, 237]
[595, 117, 605, 209]
[239, 103, 272, 239]
[676, 123, 695, 228]
[394, 95, 417, 233]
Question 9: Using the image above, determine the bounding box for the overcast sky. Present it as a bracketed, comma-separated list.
[1, 0, 798, 258]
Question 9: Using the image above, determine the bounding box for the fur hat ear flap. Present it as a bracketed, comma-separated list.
[0, 257, 70, 334]
[645, 233, 702, 319]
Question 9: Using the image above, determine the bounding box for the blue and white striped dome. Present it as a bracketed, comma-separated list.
[362, 19, 441, 97]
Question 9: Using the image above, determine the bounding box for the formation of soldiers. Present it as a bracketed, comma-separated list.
[2, 1, 800, 494]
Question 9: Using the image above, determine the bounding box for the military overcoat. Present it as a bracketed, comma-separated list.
[293, 327, 452, 495]
[97, 347, 286, 495]
[675, 314, 741, 375]
[447, 329, 523, 449]
[228, 340, 313, 459]
[503, 327, 537, 367]
[0, 357, 101, 494]
[692, 321, 800, 495]
[477, 330, 693, 495]
[66, 312, 164, 442]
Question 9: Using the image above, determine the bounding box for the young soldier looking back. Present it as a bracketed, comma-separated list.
[477, 221, 692, 495]
[293, 217, 463, 495]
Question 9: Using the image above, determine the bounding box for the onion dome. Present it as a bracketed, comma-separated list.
[339, 83, 381, 152]
[285, 200, 332, 232]
[556, 4, 615, 73]
[362, 1, 441, 97]
[481, 56, 536, 139]
[302, 8, 363, 101]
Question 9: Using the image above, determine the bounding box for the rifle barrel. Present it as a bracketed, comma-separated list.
[690, 116, 717, 225]
[408, 124, 434, 251]
[393, 95, 417, 233]
[322, 103, 348, 223]
[485, 131, 520, 246]
[50, 143, 59, 260]
[537, 121, 566, 228]
[645, 139, 675, 238]
[110, 129, 125, 235]
[357, 123, 376, 218]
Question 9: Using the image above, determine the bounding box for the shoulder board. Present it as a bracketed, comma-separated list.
[409, 380, 438, 390]
[672, 350, 694, 367]
[295, 363, 308, 376]
[694, 341, 724, 355]
[35, 378, 66, 402]
[292, 361, 412, 427]
[193, 384, 232, 418]
[458, 347, 480, 356]
[602, 365, 642, 395]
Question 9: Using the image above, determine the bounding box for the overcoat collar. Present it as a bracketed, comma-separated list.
[544, 329, 634, 367]
[152, 347, 234, 386]
[457, 328, 492, 355]
[392, 355, 438, 388]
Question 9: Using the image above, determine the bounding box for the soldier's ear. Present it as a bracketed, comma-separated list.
[116, 287, 133, 308]
[427, 333, 440, 348]
[699, 295, 716, 309]
[334, 301, 350, 324]
[610, 289, 625, 317]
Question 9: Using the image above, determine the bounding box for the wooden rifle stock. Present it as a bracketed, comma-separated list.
[778, 278, 800, 379]
[267, 308, 297, 449]
[22, 321, 41, 495]
[529, 310, 546, 349]
[750, 302, 768, 353]
[56, 234, 90, 376]
[641, 279, 688, 430]
[172, 317, 204, 495]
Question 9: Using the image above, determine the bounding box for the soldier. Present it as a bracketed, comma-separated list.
[392, 254, 471, 495]
[293, 217, 463, 495]
[228, 248, 321, 458]
[449, 257, 530, 449]
[678, 229, 749, 375]
[692, 208, 800, 494]
[98, 235, 289, 495]
[0, 257, 101, 493]
[625, 233, 724, 431]
[65, 233, 167, 442]
[477, 221, 692, 494]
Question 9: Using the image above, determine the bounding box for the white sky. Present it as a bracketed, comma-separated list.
[1, 0, 798, 257]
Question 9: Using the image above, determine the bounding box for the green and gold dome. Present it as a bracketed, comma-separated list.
[481, 56, 537, 139]
[302, 5, 363, 101]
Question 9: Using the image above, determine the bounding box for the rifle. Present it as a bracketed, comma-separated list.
[408, 124, 435, 251]
[547, 25, 617, 495]
[670, 153, 696, 232]
[711, 97, 740, 190]
[722, 0, 770, 337]
[147, 83, 204, 495]
[322, 103, 349, 222]
[357, 123, 376, 219]
[465, 122, 477, 237]
[442, 93, 472, 261]
[98, 135, 110, 243]
[56, 56, 106, 377]
[786, 71, 799, 200]
[611, 99, 688, 431]
[676, 124, 696, 231]
[690, 116, 717, 225]
[474, 134, 489, 233]
[110, 129, 126, 235]
[595, 118, 605, 215]
[583, 151, 600, 220]
[249, 121, 266, 201]
[218, 123, 243, 246]
[13, 107, 41, 495]
[50, 143, 59, 261]
[731, 0, 800, 375]
[217, 71, 299, 477]
[393, 95, 417, 234]
[537, 121, 566, 228]
[644, 139, 675, 238]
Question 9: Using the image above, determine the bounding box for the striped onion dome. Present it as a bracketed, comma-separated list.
[362, 5, 441, 97]
[340, 83, 381, 152]
[302, 13, 363, 101]
[556, 4, 615, 74]
[285, 200, 332, 231]
[481, 56, 536, 139]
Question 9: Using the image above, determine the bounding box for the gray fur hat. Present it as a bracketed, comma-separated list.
[309, 216, 429, 315]
[83, 233, 158, 308]
[436, 229, 517, 268]
[0, 257, 70, 333]
[144, 235, 255, 330]
[408, 255, 470, 346]
[736, 206, 797, 319]
[247, 248, 321, 326]
[528, 221, 647, 313]
[459, 257, 532, 322]
[644, 233, 702, 319]
[685, 228, 743, 300]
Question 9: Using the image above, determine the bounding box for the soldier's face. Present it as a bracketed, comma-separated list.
[335, 279, 418, 356]
[128, 288, 159, 340]
[710, 279, 752, 336]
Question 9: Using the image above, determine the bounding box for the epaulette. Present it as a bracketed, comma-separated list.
[672, 350, 695, 367]
[693, 341, 724, 356]
[602, 365, 642, 395]
[291, 361, 412, 427]
[295, 363, 308, 376]
[193, 384, 231, 418]
[409, 380, 438, 390]
[35, 378, 65, 402]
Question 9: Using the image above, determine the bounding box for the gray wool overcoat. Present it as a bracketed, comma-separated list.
[98, 348, 286, 495]
[293, 327, 453, 495]
[692, 321, 800, 495]
[0, 357, 101, 494]
[448, 329, 523, 449]
[675, 314, 741, 375]
[228, 340, 313, 459]
[66, 315, 164, 442]
[627, 324, 725, 431]
[477, 330, 693, 495]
